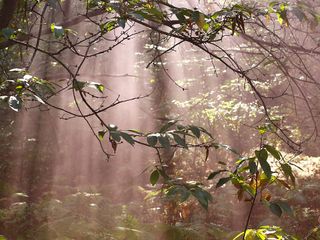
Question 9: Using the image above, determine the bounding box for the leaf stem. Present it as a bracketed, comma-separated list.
[243, 172, 259, 239]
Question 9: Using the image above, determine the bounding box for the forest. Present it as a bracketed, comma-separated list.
[0, 0, 320, 239]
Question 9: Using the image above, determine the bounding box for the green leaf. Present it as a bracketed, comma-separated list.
[194, 11, 206, 29]
[15, 85, 23, 91]
[120, 132, 135, 145]
[1, 28, 15, 39]
[258, 126, 267, 135]
[255, 149, 272, 179]
[189, 125, 201, 138]
[102, 20, 117, 32]
[213, 143, 240, 155]
[128, 129, 142, 135]
[175, 11, 187, 23]
[150, 170, 160, 185]
[118, 18, 126, 28]
[202, 22, 210, 32]
[249, 160, 257, 174]
[176, 124, 185, 130]
[191, 187, 212, 210]
[86, 82, 105, 93]
[166, 185, 190, 202]
[199, 127, 213, 138]
[281, 163, 292, 175]
[160, 120, 178, 132]
[244, 229, 257, 239]
[172, 133, 187, 148]
[96, 84, 104, 93]
[50, 23, 65, 38]
[110, 131, 121, 142]
[133, 8, 163, 22]
[281, 163, 295, 184]
[148, 7, 164, 20]
[72, 80, 86, 91]
[274, 200, 293, 216]
[129, 12, 145, 21]
[98, 130, 106, 140]
[256, 231, 267, 240]
[207, 170, 227, 180]
[277, 10, 288, 26]
[93, 83, 104, 93]
[255, 149, 268, 161]
[8, 95, 22, 112]
[269, 202, 282, 217]
[147, 134, 158, 146]
[179, 188, 191, 202]
[216, 177, 231, 188]
[265, 144, 281, 160]
[242, 184, 256, 197]
[166, 186, 179, 197]
[0, 235, 7, 240]
[232, 231, 244, 240]
[158, 134, 171, 149]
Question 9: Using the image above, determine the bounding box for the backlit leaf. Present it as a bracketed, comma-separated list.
[102, 20, 117, 32]
[1, 28, 15, 39]
[172, 133, 187, 148]
[158, 134, 171, 149]
[281, 163, 295, 184]
[189, 125, 201, 138]
[98, 130, 106, 140]
[207, 170, 227, 180]
[120, 132, 135, 145]
[110, 131, 121, 142]
[274, 200, 293, 216]
[147, 134, 158, 146]
[255, 149, 271, 179]
[118, 18, 126, 28]
[50, 23, 65, 38]
[87, 82, 105, 93]
[191, 187, 212, 210]
[269, 202, 282, 217]
[160, 120, 178, 132]
[216, 177, 231, 188]
[265, 144, 281, 160]
[150, 170, 160, 185]
[94, 83, 104, 93]
[72, 80, 86, 91]
[249, 160, 257, 174]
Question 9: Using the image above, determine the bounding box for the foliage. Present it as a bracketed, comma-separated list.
[0, 69, 54, 111]
[233, 225, 297, 240]
[0, 0, 320, 239]
[0, 188, 233, 240]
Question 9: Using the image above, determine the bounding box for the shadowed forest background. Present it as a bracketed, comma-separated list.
[0, 0, 320, 239]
